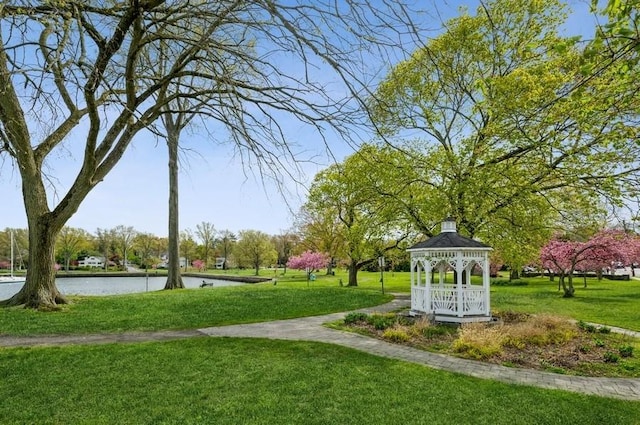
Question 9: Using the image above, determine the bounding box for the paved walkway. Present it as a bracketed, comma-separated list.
[1, 297, 639, 401]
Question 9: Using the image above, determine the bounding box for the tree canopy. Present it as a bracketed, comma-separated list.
[367, 0, 640, 268]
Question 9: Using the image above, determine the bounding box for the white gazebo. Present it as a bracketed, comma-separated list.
[407, 218, 492, 323]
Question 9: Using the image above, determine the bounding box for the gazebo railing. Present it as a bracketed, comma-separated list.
[411, 285, 487, 316]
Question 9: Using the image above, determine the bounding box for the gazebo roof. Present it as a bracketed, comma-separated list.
[408, 218, 491, 250]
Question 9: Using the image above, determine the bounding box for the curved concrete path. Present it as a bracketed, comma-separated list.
[1, 297, 639, 401]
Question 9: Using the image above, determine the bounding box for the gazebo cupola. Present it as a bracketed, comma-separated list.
[407, 218, 492, 323]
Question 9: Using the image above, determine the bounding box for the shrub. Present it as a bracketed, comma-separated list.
[604, 352, 620, 363]
[421, 326, 453, 339]
[503, 315, 575, 347]
[577, 320, 597, 333]
[382, 326, 411, 343]
[366, 313, 396, 330]
[594, 339, 606, 348]
[578, 345, 591, 353]
[598, 326, 611, 334]
[491, 279, 529, 287]
[495, 310, 530, 323]
[619, 345, 634, 358]
[452, 324, 504, 360]
[343, 312, 369, 325]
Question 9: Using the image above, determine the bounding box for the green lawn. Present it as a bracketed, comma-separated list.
[275, 269, 640, 331]
[0, 286, 391, 336]
[0, 338, 638, 424]
[0, 278, 639, 423]
[490, 276, 640, 331]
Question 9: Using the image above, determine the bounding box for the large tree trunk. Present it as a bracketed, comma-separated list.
[562, 274, 575, 298]
[1, 218, 67, 309]
[347, 262, 358, 286]
[164, 122, 184, 290]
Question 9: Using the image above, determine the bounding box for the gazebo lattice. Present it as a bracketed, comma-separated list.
[407, 219, 492, 323]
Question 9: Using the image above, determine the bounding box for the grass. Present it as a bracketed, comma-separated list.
[0, 285, 391, 336]
[278, 269, 640, 331]
[0, 275, 639, 422]
[0, 337, 639, 424]
[490, 276, 640, 331]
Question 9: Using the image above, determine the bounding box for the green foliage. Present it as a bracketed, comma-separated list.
[453, 325, 505, 360]
[366, 313, 397, 330]
[420, 325, 454, 339]
[382, 327, 411, 342]
[578, 320, 597, 333]
[367, 0, 640, 273]
[619, 345, 634, 358]
[343, 312, 369, 324]
[303, 146, 411, 286]
[491, 279, 529, 286]
[234, 230, 278, 275]
[604, 352, 620, 363]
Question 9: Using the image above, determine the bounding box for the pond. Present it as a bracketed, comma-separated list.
[0, 275, 244, 300]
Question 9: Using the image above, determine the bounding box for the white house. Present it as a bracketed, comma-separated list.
[158, 255, 187, 269]
[215, 257, 226, 269]
[78, 256, 105, 268]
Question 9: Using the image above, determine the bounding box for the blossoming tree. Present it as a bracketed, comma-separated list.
[287, 251, 329, 286]
[540, 230, 634, 297]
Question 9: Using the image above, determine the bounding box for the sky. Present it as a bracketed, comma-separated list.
[0, 0, 598, 238]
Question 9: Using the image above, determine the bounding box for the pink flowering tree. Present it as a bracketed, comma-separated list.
[540, 231, 628, 297]
[192, 259, 205, 272]
[287, 251, 329, 286]
[580, 230, 629, 280]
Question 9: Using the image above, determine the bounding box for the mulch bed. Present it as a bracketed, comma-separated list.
[343, 312, 636, 377]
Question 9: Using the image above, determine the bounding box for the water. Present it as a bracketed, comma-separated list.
[0, 275, 244, 299]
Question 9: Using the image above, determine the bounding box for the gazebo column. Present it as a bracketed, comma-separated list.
[410, 258, 418, 311]
[483, 254, 490, 316]
[456, 254, 464, 317]
[424, 260, 432, 314]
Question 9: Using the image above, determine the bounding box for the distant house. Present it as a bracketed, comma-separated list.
[78, 256, 105, 268]
[158, 255, 187, 269]
[215, 257, 226, 269]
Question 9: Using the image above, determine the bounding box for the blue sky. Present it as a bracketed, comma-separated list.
[0, 0, 598, 238]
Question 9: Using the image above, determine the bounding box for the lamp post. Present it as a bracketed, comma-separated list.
[378, 256, 385, 294]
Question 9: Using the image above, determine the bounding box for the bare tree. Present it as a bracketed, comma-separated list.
[113, 225, 137, 270]
[0, 1, 421, 308]
[215, 229, 236, 270]
[95, 228, 116, 272]
[195, 222, 216, 270]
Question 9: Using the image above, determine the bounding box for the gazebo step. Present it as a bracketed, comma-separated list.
[434, 314, 493, 324]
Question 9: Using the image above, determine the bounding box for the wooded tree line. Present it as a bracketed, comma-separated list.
[0, 225, 293, 275]
[0, 0, 638, 307]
